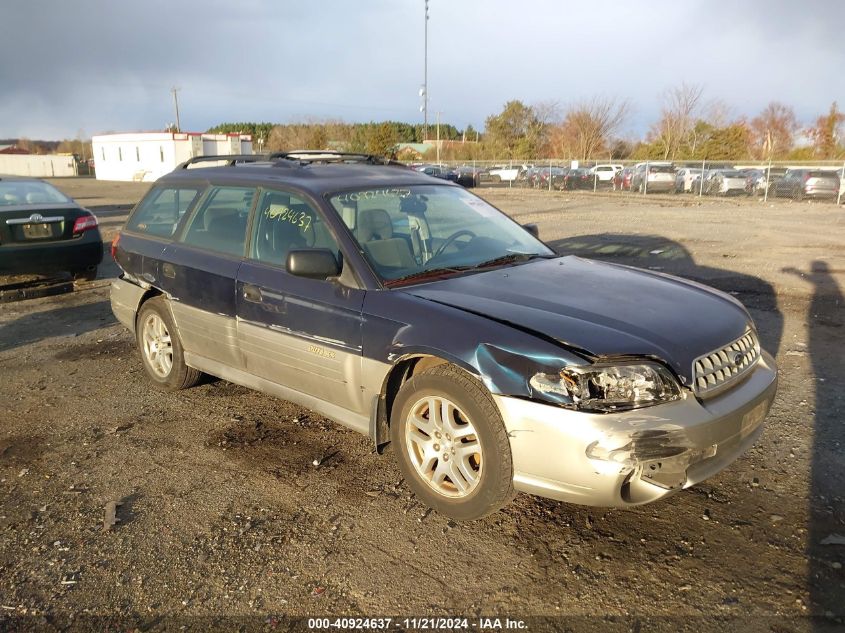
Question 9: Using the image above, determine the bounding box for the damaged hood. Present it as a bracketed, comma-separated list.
[403, 256, 751, 384]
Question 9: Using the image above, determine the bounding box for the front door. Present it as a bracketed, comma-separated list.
[236, 189, 367, 422]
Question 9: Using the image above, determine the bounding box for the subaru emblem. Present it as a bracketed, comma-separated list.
[733, 353, 743, 367]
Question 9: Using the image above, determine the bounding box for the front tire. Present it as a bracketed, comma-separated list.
[136, 296, 202, 391]
[390, 364, 514, 521]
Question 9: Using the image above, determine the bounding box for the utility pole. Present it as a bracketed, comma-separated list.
[171, 87, 182, 133]
[423, 0, 429, 141]
[436, 111, 441, 165]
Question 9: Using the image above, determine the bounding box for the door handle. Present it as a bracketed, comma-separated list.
[162, 263, 176, 279]
[243, 284, 262, 303]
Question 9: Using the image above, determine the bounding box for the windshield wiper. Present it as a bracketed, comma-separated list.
[383, 266, 465, 288]
[383, 254, 551, 288]
[468, 252, 551, 270]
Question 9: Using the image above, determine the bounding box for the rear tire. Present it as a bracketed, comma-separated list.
[390, 364, 514, 521]
[136, 296, 202, 391]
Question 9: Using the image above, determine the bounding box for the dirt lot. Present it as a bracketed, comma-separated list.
[1, 178, 843, 631]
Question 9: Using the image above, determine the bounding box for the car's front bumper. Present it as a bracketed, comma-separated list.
[493, 350, 777, 507]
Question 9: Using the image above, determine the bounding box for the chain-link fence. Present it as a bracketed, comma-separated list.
[425, 158, 845, 205]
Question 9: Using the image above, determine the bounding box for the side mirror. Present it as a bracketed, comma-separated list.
[286, 248, 340, 280]
[523, 223, 540, 239]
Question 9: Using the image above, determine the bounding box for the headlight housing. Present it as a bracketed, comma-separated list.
[529, 361, 682, 412]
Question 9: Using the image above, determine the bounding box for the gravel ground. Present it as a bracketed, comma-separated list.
[0, 178, 843, 631]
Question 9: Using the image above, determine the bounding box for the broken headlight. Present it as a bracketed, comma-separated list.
[529, 362, 681, 412]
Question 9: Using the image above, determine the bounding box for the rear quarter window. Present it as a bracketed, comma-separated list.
[126, 186, 204, 238]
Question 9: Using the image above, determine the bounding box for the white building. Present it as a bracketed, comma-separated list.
[0, 153, 79, 177]
[91, 132, 252, 182]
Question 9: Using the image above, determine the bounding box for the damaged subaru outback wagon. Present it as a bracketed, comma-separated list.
[111, 152, 777, 520]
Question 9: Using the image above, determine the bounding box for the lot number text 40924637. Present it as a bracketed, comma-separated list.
[307, 617, 527, 630]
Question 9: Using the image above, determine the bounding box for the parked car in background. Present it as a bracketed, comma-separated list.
[702, 170, 748, 196]
[818, 167, 845, 200]
[452, 165, 486, 188]
[631, 163, 676, 193]
[675, 168, 702, 193]
[0, 176, 102, 280]
[489, 164, 530, 183]
[110, 150, 777, 520]
[556, 168, 589, 190]
[742, 169, 769, 196]
[771, 169, 840, 200]
[589, 164, 623, 185]
[612, 167, 634, 191]
[691, 170, 717, 195]
[414, 165, 454, 181]
[549, 168, 573, 190]
[534, 167, 568, 190]
[527, 167, 553, 188]
[515, 166, 533, 186]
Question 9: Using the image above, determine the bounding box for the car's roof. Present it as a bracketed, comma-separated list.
[0, 175, 45, 183]
[159, 162, 454, 195]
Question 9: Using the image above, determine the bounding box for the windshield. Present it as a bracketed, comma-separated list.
[328, 184, 553, 284]
[0, 180, 72, 206]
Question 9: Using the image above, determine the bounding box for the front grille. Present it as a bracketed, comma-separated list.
[693, 330, 760, 396]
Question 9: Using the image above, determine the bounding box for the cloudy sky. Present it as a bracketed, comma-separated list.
[1, 0, 843, 140]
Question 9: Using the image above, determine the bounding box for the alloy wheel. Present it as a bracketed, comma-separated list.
[404, 395, 483, 498]
[141, 313, 173, 378]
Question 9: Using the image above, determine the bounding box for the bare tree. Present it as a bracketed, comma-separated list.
[749, 102, 799, 159]
[652, 83, 704, 159]
[552, 96, 629, 160]
[531, 100, 561, 155]
[705, 99, 735, 128]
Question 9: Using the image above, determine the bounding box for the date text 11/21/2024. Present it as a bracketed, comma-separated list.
[306, 617, 527, 630]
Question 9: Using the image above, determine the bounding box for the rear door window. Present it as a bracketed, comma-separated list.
[180, 186, 257, 257]
[126, 186, 204, 237]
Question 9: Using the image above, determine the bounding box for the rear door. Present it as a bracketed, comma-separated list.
[236, 188, 367, 422]
[118, 184, 205, 283]
[161, 185, 257, 370]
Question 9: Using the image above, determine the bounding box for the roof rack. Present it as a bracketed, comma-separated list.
[176, 154, 280, 170]
[175, 151, 407, 171]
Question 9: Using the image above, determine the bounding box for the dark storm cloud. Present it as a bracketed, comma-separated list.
[1, 0, 842, 138]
